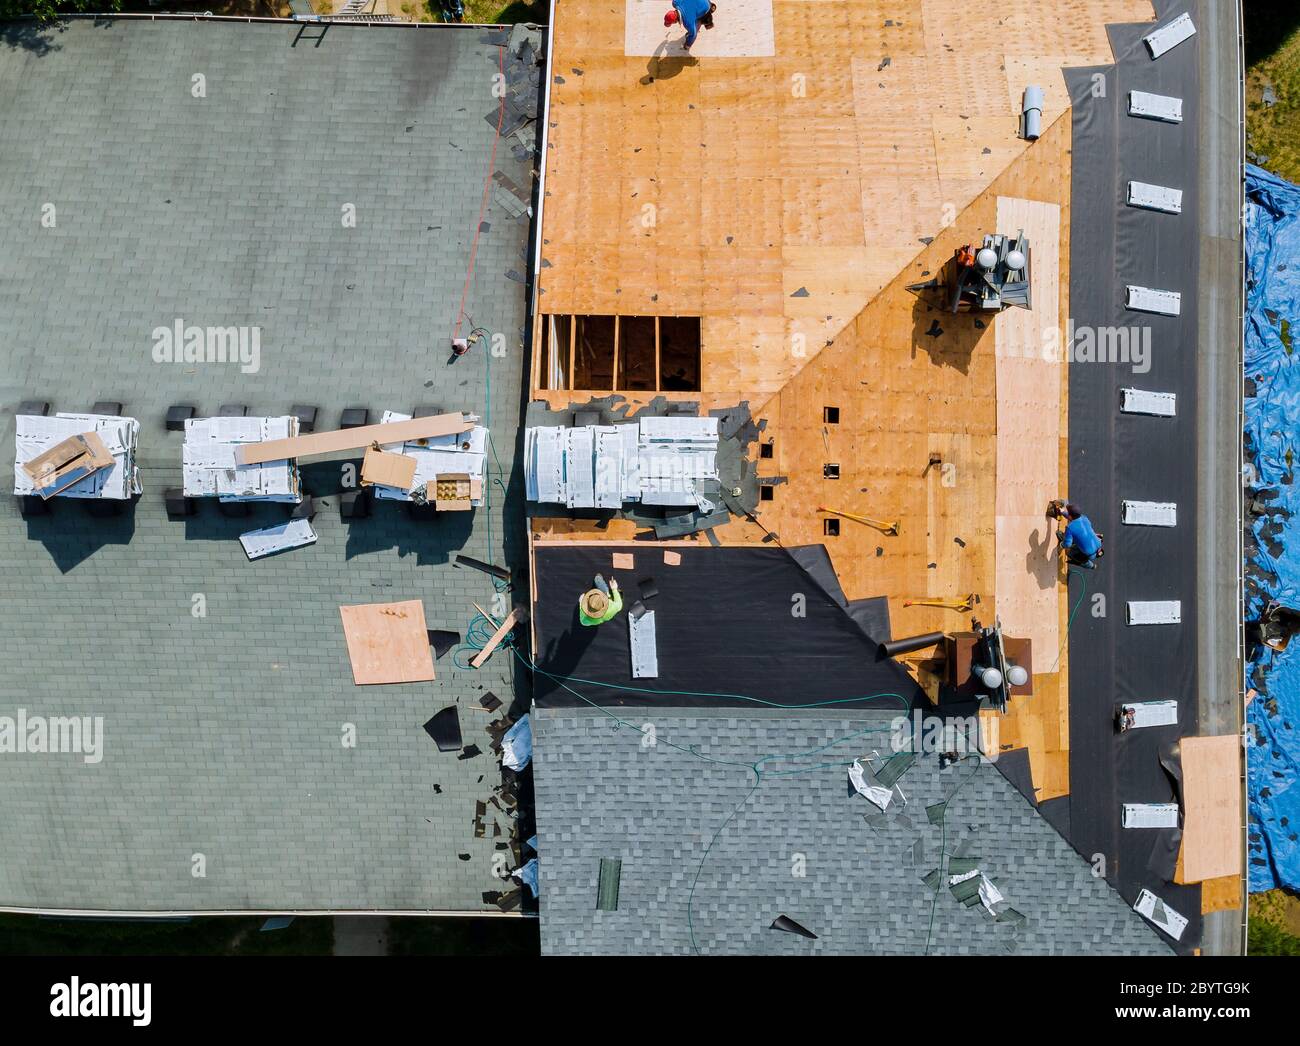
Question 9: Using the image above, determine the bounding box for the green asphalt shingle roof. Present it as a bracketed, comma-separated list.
[0, 20, 536, 912]
[533, 708, 1174, 955]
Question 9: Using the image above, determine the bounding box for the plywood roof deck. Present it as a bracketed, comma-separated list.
[535, 0, 1152, 403]
[530, 0, 1158, 802]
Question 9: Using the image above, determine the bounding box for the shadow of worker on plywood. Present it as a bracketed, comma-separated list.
[1024, 518, 1059, 592]
[640, 43, 698, 84]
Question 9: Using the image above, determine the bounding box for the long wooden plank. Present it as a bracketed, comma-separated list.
[237, 413, 470, 465]
[471, 608, 521, 669]
[994, 197, 1062, 657]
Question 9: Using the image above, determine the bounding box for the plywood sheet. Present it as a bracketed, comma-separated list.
[625, 0, 775, 57]
[1178, 734, 1243, 883]
[995, 197, 1062, 655]
[339, 600, 435, 686]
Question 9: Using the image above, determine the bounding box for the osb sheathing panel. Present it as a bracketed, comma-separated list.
[537, 0, 1154, 404]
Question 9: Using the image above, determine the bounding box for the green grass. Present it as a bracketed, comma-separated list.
[458, 0, 545, 23]
[1249, 914, 1300, 955]
[1245, 6, 1300, 183]
[0, 914, 333, 956]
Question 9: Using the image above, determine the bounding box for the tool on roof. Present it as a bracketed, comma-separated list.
[903, 593, 976, 613]
[906, 229, 1031, 314]
[818, 506, 899, 536]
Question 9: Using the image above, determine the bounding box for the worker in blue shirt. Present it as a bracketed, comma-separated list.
[664, 0, 716, 49]
[1049, 499, 1104, 568]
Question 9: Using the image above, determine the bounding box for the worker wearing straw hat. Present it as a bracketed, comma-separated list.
[579, 575, 623, 626]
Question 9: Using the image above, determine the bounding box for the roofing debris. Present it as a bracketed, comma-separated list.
[770, 915, 818, 940]
[14, 413, 141, 500]
[501, 714, 532, 771]
[512, 857, 539, 897]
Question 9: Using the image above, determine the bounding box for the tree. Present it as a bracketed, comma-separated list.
[1, 0, 122, 22]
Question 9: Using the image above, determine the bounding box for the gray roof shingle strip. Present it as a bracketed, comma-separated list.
[0, 21, 536, 912]
[533, 709, 1173, 955]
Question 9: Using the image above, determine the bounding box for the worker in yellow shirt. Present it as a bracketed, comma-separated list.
[579, 575, 623, 626]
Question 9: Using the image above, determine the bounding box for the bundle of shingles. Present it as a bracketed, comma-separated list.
[182, 415, 302, 503]
[14, 413, 142, 500]
[365, 410, 488, 508]
[524, 415, 720, 511]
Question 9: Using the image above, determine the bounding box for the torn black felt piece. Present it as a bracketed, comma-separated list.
[454, 554, 512, 580]
[423, 706, 463, 752]
[428, 630, 460, 659]
[638, 577, 659, 601]
[770, 915, 818, 939]
[479, 692, 503, 712]
[458, 853, 471, 862]
[475, 801, 488, 817]
[459, 744, 483, 760]
[628, 599, 648, 621]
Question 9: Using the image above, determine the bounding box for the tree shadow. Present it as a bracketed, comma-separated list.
[1, 21, 66, 57]
[1245, 6, 1300, 66]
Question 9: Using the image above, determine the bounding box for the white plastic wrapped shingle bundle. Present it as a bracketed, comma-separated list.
[13, 412, 142, 500]
[523, 415, 719, 509]
[182, 416, 301, 503]
[369, 410, 488, 504]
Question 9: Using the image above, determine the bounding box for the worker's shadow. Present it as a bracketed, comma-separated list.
[1025, 521, 1060, 591]
[640, 40, 698, 84]
[537, 607, 604, 699]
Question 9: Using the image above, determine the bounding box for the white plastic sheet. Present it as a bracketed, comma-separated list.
[848, 759, 893, 811]
[502, 714, 532, 771]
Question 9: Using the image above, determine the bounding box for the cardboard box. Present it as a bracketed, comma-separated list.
[428, 473, 483, 512]
[21, 430, 114, 499]
[361, 447, 417, 491]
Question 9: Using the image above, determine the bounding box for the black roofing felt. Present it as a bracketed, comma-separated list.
[531, 544, 924, 709]
[1064, 7, 1203, 952]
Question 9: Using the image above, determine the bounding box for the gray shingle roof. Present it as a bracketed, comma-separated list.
[534, 708, 1174, 955]
[0, 20, 536, 912]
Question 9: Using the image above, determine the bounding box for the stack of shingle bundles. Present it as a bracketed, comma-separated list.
[182, 415, 301, 503]
[369, 410, 488, 505]
[14, 412, 142, 500]
[523, 415, 718, 510]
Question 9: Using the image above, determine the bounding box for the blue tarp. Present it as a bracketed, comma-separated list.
[1245, 164, 1300, 893]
